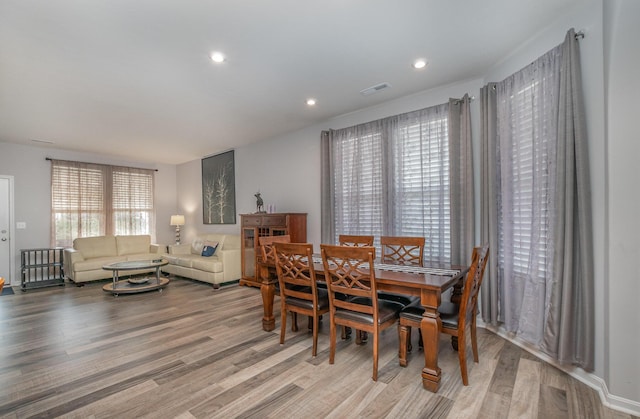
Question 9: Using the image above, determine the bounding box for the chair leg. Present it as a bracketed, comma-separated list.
[398, 324, 409, 367]
[312, 314, 319, 357]
[329, 319, 337, 365]
[308, 316, 313, 331]
[291, 312, 298, 332]
[280, 308, 287, 346]
[372, 329, 379, 381]
[471, 321, 479, 363]
[458, 332, 469, 386]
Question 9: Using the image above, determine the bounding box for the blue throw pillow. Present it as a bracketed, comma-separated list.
[201, 243, 218, 257]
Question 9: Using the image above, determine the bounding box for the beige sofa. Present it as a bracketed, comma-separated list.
[162, 233, 241, 288]
[63, 235, 165, 284]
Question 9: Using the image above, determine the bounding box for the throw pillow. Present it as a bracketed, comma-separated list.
[191, 238, 205, 255]
[201, 241, 219, 257]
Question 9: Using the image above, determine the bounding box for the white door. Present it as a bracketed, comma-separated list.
[0, 176, 15, 286]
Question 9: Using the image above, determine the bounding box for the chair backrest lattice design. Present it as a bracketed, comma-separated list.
[259, 235, 291, 266]
[380, 236, 425, 267]
[338, 234, 374, 247]
[274, 242, 317, 303]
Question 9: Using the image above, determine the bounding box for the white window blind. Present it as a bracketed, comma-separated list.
[112, 168, 155, 236]
[334, 131, 385, 241]
[51, 160, 155, 248]
[498, 76, 556, 281]
[394, 113, 450, 262]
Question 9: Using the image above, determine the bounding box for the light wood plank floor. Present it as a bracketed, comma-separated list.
[0, 279, 635, 419]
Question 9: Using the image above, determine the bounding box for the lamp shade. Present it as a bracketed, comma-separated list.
[170, 215, 185, 226]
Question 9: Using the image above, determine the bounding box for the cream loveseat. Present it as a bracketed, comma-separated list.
[63, 235, 165, 284]
[162, 233, 241, 288]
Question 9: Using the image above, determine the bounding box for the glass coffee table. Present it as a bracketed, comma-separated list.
[102, 259, 169, 296]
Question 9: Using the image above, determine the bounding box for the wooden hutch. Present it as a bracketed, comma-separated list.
[239, 213, 307, 287]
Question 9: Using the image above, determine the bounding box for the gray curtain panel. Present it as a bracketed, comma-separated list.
[320, 130, 336, 245]
[479, 83, 500, 326]
[479, 28, 594, 371]
[543, 28, 594, 370]
[448, 94, 474, 265]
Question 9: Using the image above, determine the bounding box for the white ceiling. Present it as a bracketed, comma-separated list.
[0, 0, 581, 165]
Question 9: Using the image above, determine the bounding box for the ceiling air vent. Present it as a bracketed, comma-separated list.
[360, 82, 392, 96]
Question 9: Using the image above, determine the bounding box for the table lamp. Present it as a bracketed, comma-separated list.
[170, 215, 185, 244]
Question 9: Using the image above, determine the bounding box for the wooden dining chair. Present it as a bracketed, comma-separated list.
[397, 244, 489, 386]
[320, 244, 404, 381]
[338, 234, 374, 247]
[274, 242, 329, 357]
[378, 236, 425, 312]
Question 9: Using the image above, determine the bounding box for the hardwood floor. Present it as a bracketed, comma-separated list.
[0, 279, 635, 419]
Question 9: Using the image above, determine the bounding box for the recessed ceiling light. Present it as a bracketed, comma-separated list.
[413, 59, 428, 69]
[210, 52, 225, 63]
[306, 98, 317, 106]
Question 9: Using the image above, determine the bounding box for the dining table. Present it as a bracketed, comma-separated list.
[257, 254, 469, 393]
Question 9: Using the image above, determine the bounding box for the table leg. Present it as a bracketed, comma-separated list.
[420, 291, 442, 392]
[261, 278, 276, 332]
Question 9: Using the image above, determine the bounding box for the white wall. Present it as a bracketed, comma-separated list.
[0, 141, 178, 284]
[604, 0, 640, 404]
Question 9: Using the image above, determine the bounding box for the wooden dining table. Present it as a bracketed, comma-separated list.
[257, 255, 469, 393]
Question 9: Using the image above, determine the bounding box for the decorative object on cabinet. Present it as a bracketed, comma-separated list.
[254, 192, 265, 213]
[239, 213, 307, 288]
[202, 150, 236, 224]
[170, 214, 185, 244]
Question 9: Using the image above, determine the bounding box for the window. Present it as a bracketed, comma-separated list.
[496, 58, 558, 288]
[51, 160, 155, 248]
[328, 103, 451, 263]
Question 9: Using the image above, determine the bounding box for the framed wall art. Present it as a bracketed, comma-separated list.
[202, 150, 236, 224]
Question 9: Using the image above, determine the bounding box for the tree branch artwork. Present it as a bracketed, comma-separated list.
[202, 151, 236, 224]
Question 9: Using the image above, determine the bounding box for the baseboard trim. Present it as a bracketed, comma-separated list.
[478, 321, 640, 416]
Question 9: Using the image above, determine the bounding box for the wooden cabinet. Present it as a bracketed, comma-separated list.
[240, 213, 307, 287]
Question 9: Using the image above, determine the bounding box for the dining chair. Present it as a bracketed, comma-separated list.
[320, 244, 404, 381]
[378, 236, 425, 311]
[259, 235, 292, 291]
[338, 234, 374, 247]
[274, 242, 329, 357]
[260, 235, 316, 330]
[397, 244, 489, 385]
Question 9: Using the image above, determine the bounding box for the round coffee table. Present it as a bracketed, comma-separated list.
[102, 260, 169, 296]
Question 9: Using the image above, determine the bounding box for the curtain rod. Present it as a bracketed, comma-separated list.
[453, 95, 475, 105]
[45, 157, 158, 172]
